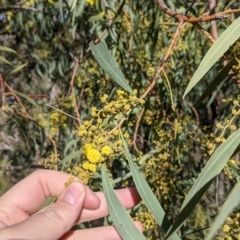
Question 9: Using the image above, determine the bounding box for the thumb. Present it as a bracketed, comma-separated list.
[6, 182, 86, 240]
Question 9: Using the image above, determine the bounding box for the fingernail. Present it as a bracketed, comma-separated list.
[61, 183, 84, 205]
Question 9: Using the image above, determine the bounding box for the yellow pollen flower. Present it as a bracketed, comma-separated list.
[86, 0, 95, 6]
[83, 143, 94, 155]
[222, 224, 230, 232]
[86, 149, 101, 163]
[117, 90, 125, 96]
[82, 162, 97, 172]
[101, 145, 112, 156]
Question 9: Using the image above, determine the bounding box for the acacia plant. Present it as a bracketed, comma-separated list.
[0, 0, 240, 239]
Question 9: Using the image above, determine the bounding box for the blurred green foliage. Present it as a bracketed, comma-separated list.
[0, 0, 240, 239]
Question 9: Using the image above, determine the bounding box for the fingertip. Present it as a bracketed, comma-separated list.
[60, 181, 100, 210]
[116, 187, 141, 206]
[134, 220, 144, 233]
[127, 187, 141, 204]
[60, 182, 86, 205]
[84, 186, 101, 209]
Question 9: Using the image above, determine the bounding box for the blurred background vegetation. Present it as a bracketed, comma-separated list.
[0, 0, 240, 239]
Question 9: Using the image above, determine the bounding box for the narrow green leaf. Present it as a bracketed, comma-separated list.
[39, 196, 55, 210]
[57, 60, 64, 77]
[47, 61, 57, 75]
[166, 129, 240, 238]
[76, 0, 86, 17]
[14, 91, 40, 109]
[71, 5, 77, 25]
[121, 135, 180, 240]
[138, 150, 160, 165]
[114, 0, 126, 20]
[0, 46, 16, 53]
[60, 150, 81, 164]
[71, 23, 77, 38]
[89, 15, 104, 21]
[64, 139, 79, 157]
[0, 56, 12, 65]
[72, 0, 86, 25]
[70, 0, 78, 11]
[195, 58, 237, 107]
[90, 41, 133, 94]
[181, 129, 240, 210]
[183, 17, 240, 98]
[101, 165, 146, 240]
[46, 104, 79, 121]
[206, 181, 240, 240]
[105, 6, 117, 15]
[59, 0, 63, 19]
[112, 171, 133, 184]
[8, 63, 27, 77]
[36, 63, 44, 77]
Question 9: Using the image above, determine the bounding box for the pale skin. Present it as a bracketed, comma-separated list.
[0, 169, 143, 239]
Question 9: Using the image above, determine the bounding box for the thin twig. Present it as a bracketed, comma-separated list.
[11, 108, 58, 158]
[157, 0, 240, 23]
[2, 75, 58, 158]
[188, 102, 200, 126]
[132, 107, 145, 153]
[140, 20, 185, 100]
[4, 81, 30, 118]
[46, 104, 79, 121]
[69, 60, 81, 126]
[103, 21, 185, 141]
[0, 74, 5, 110]
[194, 23, 216, 43]
[209, 0, 219, 39]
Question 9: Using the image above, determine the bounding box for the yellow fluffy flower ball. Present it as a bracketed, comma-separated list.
[86, 149, 101, 163]
[86, 0, 95, 6]
[101, 145, 112, 156]
[82, 162, 97, 172]
[83, 143, 94, 155]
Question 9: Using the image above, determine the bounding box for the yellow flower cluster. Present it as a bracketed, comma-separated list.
[224, 159, 240, 180]
[210, 96, 240, 157]
[65, 176, 75, 188]
[121, 15, 132, 34]
[84, 144, 101, 163]
[72, 90, 144, 183]
[57, 95, 75, 110]
[23, 0, 35, 7]
[49, 112, 67, 136]
[34, 49, 51, 59]
[86, 0, 95, 6]
[146, 66, 155, 77]
[193, 205, 207, 229]
[38, 95, 75, 137]
[36, 113, 48, 128]
[133, 206, 157, 239]
[77, 90, 144, 145]
[39, 152, 59, 170]
[101, 145, 113, 156]
[69, 165, 93, 185]
[68, 143, 113, 183]
[81, 143, 113, 174]
[216, 209, 240, 239]
[100, 12, 105, 18]
[82, 162, 97, 172]
[6, 11, 13, 21]
[47, 0, 54, 4]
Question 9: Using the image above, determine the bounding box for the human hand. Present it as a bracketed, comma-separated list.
[0, 169, 142, 239]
